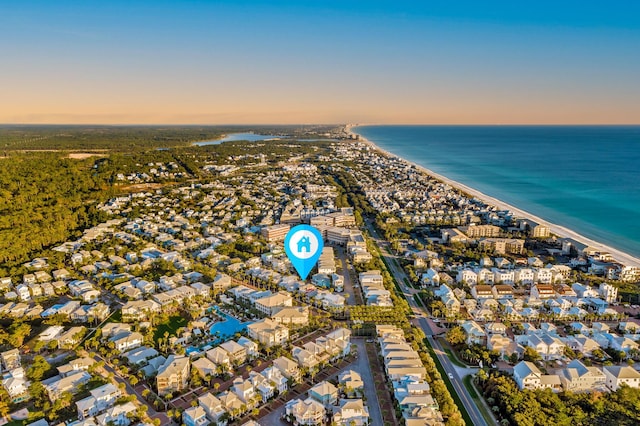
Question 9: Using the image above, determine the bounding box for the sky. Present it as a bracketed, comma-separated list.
[1, 0, 640, 125]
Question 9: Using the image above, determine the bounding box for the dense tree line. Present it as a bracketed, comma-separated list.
[478, 371, 640, 426]
[0, 153, 112, 270]
[0, 125, 342, 151]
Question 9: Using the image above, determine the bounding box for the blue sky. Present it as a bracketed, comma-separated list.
[1, 1, 639, 124]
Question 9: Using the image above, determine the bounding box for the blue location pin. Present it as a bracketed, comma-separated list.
[284, 225, 324, 280]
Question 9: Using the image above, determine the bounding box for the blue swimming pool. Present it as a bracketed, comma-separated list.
[209, 308, 253, 340]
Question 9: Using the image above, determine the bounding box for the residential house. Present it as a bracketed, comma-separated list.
[332, 399, 370, 426]
[563, 335, 601, 357]
[471, 285, 493, 300]
[43, 371, 91, 400]
[182, 406, 208, 426]
[271, 306, 309, 326]
[559, 359, 606, 392]
[512, 361, 561, 391]
[237, 337, 259, 360]
[515, 268, 535, 285]
[2, 367, 29, 403]
[192, 357, 218, 379]
[492, 285, 514, 299]
[254, 292, 293, 316]
[197, 392, 227, 425]
[308, 381, 338, 407]
[461, 321, 486, 345]
[56, 326, 86, 349]
[206, 347, 231, 372]
[95, 401, 136, 426]
[212, 273, 233, 292]
[524, 333, 564, 361]
[338, 370, 364, 397]
[485, 322, 507, 335]
[121, 300, 161, 321]
[220, 340, 247, 366]
[248, 371, 275, 403]
[262, 365, 288, 394]
[218, 390, 244, 418]
[232, 377, 258, 407]
[76, 383, 121, 420]
[487, 335, 519, 359]
[273, 356, 301, 383]
[531, 284, 555, 299]
[109, 331, 143, 353]
[1, 349, 21, 371]
[285, 398, 326, 426]
[16, 284, 30, 301]
[57, 357, 95, 377]
[102, 323, 132, 338]
[602, 365, 640, 391]
[292, 346, 320, 371]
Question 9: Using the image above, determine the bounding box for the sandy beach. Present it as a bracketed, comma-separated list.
[346, 124, 640, 268]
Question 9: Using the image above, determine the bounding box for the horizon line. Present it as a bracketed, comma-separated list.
[2, 122, 640, 127]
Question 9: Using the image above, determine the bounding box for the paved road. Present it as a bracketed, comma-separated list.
[420, 320, 489, 426]
[335, 246, 358, 305]
[365, 219, 492, 426]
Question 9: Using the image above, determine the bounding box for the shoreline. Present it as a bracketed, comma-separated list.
[346, 125, 640, 268]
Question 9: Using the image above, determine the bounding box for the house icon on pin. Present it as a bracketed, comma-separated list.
[297, 236, 311, 253]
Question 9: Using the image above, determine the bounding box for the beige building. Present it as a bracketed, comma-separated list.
[460, 224, 501, 238]
[156, 355, 190, 396]
[247, 318, 289, 347]
[261, 224, 290, 242]
[479, 238, 525, 255]
[254, 292, 293, 316]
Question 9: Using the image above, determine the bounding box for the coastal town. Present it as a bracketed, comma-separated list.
[1, 133, 640, 426]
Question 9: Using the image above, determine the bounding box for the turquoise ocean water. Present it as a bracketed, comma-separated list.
[355, 126, 640, 259]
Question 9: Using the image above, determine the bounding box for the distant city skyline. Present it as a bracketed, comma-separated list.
[2, 1, 640, 124]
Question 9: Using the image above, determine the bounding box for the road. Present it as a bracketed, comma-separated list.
[365, 220, 492, 426]
[335, 245, 358, 305]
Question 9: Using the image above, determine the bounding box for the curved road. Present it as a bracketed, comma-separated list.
[365, 220, 493, 426]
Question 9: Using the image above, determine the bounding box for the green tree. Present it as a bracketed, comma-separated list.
[523, 346, 541, 362]
[445, 326, 466, 346]
[27, 355, 51, 381]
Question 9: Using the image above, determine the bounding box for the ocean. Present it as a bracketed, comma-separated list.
[354, 125, 640, 259]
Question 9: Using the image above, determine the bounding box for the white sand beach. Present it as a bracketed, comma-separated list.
[346, 125, 640, 268]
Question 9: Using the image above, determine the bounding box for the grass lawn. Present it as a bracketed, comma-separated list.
[154, 315, 188, 341]
[424, 338, 474, 426]
[463, 375, 496, 425]
[109, 308, 122, 323]
[443, 346, 467, 368]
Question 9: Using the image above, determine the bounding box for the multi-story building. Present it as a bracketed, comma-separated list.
[460, 224, 501, 238]
[156, 355, 190, 396]
[247, 318, 289, 347]
[261, 224, 290, 242]
[478, 238, 525, 255]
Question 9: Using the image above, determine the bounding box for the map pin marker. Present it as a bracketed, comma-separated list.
[284, 224, 324, 280]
